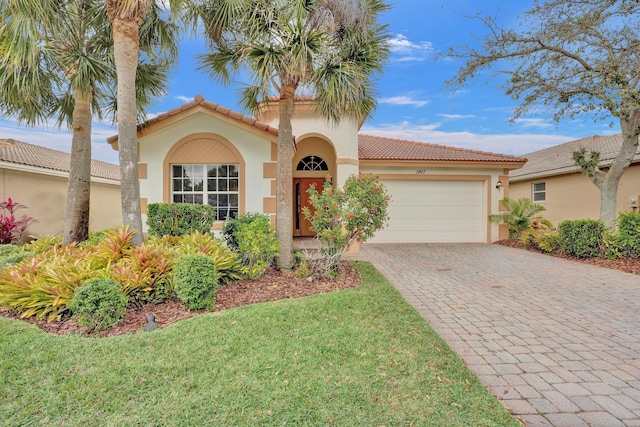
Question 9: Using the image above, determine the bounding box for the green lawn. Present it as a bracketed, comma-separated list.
[0, 262, 519, 426]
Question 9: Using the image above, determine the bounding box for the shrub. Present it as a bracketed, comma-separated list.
[0, 198, 37, 244]
[303, 174, 389, 272]
[614, 211, 640, 258]
[70, 278, 127, 330]
[176, 232, 241, 283]
[235, 215, 280, 279]
[222, 212, 265, 251]
[0, 244, 34, 268]
[173, 255, 219, 310]
[22, 235, 63, 254]
[147, 203, 216, 237]
[558, 219, 605, 258]
[537, 230, 562, 253]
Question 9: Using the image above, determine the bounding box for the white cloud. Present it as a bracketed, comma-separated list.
[379, 96, 429, 108]
[516, 118, 553, 129]
[360, 121, 575, 156]
[438, 113, 476, 119]
[388, 34, 433, 62]
[175, 95, 193, 103]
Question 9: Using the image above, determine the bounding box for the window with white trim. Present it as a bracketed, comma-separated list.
[532, 182, 546, 202]
[296, 155, 328, 171]
[172, 164, 239, 221]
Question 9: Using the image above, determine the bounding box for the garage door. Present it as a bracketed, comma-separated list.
[369, 179, 486, 243]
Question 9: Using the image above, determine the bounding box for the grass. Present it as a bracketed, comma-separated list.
[0, 262, 519, 426]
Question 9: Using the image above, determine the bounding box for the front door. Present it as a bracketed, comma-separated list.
[293, 178, 324, 236]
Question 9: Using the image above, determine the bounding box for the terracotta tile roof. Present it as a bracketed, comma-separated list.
[358, 134, 527, 164]
[0, 138, 120, 181]
[510, 134, 640, 180]
[107, 95, 278, 145]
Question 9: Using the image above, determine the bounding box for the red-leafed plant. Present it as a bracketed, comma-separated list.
[0, 198, 36, 244]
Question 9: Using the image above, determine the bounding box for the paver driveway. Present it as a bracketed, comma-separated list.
[352, 243, 640, 427]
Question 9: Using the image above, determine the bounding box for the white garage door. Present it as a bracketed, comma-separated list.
[369, 179, 486, 243]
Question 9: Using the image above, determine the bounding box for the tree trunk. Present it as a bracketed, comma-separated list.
[112, 17, 144, 246]
[62, 90, 92, 246]
[276, 87, 295, 269]
[600, 116, 640, 229]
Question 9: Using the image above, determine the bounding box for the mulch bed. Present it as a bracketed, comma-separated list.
[0, 261, 361, 337]
[494, 239, 640, 276]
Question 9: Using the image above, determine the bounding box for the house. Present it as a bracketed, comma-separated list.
[0, 138, 122, 237]
[509, 134, 640, 227]
[107, 95, 526, 244]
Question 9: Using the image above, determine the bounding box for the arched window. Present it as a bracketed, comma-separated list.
[296, 155, 328, 171]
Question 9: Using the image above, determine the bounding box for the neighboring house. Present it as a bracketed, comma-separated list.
[509, 134, 640, 226]
[0, 138, 122, 237]
[108, 95, 526, 244]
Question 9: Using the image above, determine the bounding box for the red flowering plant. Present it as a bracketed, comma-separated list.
[303, 174, 390, 267]
[0, 198, 37, 244]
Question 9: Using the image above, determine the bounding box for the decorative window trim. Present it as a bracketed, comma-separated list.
[171, 163, 239, 221]
[296, 155, 328, 171]
[532, 182, 546, 202]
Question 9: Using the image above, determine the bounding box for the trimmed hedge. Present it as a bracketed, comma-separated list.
[615, 211, 640, 258]
[173, 254, 219, 310]
[147, 203, 216, 237]
[558, 219, 605, 258]
[70, 278, 128, 330]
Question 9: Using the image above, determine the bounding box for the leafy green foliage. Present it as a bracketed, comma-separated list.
[22, 236, 63, 254]
[614, 211, 640, 257]
[490, 197, 552, 239]
[558, 219, 605, 258]
[146, 203, 216, 237]
[519, 229, 562, 253]
[304, 175, 390, 255]
[222, 212, 265, 251]
[69, 278, 127, 330]
[235, 215, 280, 279]
[173, 255, 219, 310]
[0, 245, 34, 268]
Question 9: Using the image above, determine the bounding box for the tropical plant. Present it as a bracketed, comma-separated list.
[194, 0, 390, 269]
[70, 278, 128, 330]
[0, 198, 36, 244]
[489, 197, 552, 239]
[175, 232, 241, 283]
[106, 0, 181, 247]
[558, 219, 605, 258]
[447, 0, 640, 229]
[0, 1, 175, 245]
[222, 212, 265, 251]
[173, 254, 219, 310]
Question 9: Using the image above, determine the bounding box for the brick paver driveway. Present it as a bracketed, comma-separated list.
[352, 243, 640, 427]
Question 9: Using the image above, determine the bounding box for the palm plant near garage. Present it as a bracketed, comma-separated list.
[490, 197, 552, 239]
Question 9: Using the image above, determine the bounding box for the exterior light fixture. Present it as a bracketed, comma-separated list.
[496, 179, 509, 190]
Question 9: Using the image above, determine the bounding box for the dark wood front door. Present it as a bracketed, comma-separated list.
[293, 178, 324, 236]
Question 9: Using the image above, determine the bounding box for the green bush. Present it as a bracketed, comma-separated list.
[537, 230, 562, 253]
[222, 212, 265, 251]
[235, 214, 280, 279]
[147, 203, 216, 237]
[175, 232, 242, 283]
[70, 278, 128, 330]
[0, 244, 33, 268]
[614, 211, 640, 258]
[173, 255, 219, 310]
[558, 219, 605, 258]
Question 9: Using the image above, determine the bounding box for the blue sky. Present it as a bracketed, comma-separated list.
[1, 0, 619, 164]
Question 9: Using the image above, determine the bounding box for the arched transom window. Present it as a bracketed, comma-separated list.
[296, 155, 328, 171]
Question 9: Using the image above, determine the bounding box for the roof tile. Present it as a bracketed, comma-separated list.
[358, 134, 527, 163]
[0, 139, 120, 181]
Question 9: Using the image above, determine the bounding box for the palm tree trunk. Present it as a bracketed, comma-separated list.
[276, 87, 295, 269]
[112, 17, 144, 246]
[62, 90, 92, 245]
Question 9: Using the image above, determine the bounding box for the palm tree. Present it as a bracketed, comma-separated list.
[489, 197, 552, 239]
[106, 0, 180, 246]
[0, 0, 175, 245]
[195, 0, 390, 269]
